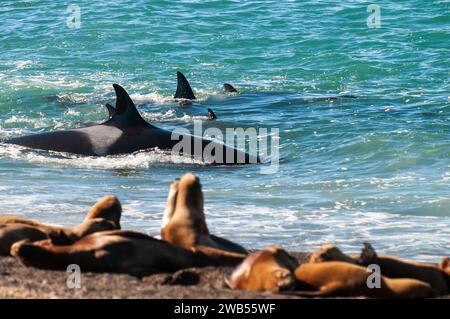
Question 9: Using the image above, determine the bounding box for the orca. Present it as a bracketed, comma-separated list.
[3, 84, 258, 165]
[207, 108, 217, 120]
[173, 73, 355, 102]
[224, 83, 238, 93]
[174, 71, 196, 100]
[222, 83, 356, 100]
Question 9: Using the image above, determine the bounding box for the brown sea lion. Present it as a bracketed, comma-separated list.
[11, 230, 215, 273]
[225, 245, 299, 292]
[358, 243, 449, 296]
[439, 257, 450, 290]
[308, 243, 449, 296]
[161, 173, 248, 265]
[0, 195, 121, 255]
[294, 261, 436, 298]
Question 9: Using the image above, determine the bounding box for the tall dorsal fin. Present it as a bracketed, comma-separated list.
[174, 71, 196, 100]
[110, 84, 152, 128]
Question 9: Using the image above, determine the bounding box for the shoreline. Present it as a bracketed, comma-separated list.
[1, 253, 448, 299]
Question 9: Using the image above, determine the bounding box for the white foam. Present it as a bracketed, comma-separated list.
[0, 144, 205, 169]
[202, 204, 450, 262]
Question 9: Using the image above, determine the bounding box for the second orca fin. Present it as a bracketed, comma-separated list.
[224, 83, 238, 93]
[207, 108, 217, 120]
[105, 103, 115, 119]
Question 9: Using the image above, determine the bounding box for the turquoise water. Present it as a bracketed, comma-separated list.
[0, 1, 449, 261]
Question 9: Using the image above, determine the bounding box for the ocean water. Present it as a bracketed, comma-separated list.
[0, 1, 449, 261]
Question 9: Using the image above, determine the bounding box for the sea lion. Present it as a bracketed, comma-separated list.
[308, 243, 449, 296]
[161, 172, 248, 265]
[83, 195, 122, 229]
[11, 230, 215, 273]
[294, 261, 436, 298]
[0, 195, 121, 255]
[439, 257, 450, 290]
[225, 245, 299, 292]
[358, 243, 450, 296]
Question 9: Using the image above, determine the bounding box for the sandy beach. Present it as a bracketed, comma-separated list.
[0, 253, 308, 299]
[1, 253, 448, 299]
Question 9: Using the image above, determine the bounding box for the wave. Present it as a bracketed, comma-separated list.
[0, 144, 206, 169]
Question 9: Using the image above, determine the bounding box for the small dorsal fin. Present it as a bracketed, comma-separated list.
[174, 71, 196, 100]
[224, 83, 238, 93]
[105, 103, 115, 118]
[207, 108, 217, 120]
[110, 84, 152, 128]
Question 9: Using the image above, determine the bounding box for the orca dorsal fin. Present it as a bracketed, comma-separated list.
[224, 83, 238, 93]
[207, 108, 217, 120]
[110, 84, 152, 128]
[174, 71, 196, 100]
[105, 103, 115, 118]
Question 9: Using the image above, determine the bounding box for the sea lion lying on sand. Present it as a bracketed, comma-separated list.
[293, 261, 436, 298]
[225, 245, 298, 292]
[226, 245, 436, 298]
[11, 230, 218, 273]
[309, 243, 450, 296]
[0, 195, 121, 255]
[161, 173, 248, 266]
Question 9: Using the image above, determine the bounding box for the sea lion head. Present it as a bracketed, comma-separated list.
[84, 195, 122, 229]
[225, 245, 298, 292]
[161, 173, 208, 247]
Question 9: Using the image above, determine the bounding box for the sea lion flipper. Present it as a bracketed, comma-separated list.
[84, 195, 122, 229]
[359, 242, 378, 265]
[194, 245, 246, 266]
[174, 71, 196, 100]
